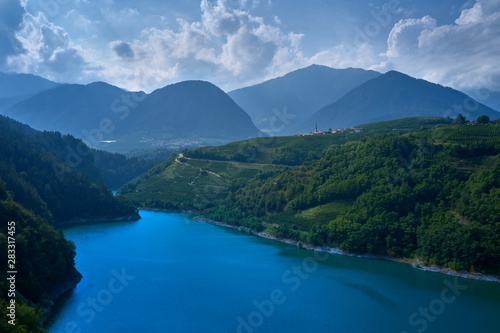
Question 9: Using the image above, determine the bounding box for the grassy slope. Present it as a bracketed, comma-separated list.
[121, 117, 453, 212]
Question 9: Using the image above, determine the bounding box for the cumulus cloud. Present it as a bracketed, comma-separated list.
[112, 41, 134, 60]
[6, 3, 88, 81]
[1, 0, 499, 96]
[380, 0, 500, 92]
[100, 0, 306, 91]
[0, 0, 26, 67]
[308, 43, 379, 71]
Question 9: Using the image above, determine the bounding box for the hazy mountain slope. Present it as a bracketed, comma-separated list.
[126, 80, 261, 141]
[4, 81, 131, 136]
[464, 89, 500, 114]
[0, 72, 61, 113]
[4, 80, 260, 152]
[0, 72, 60, 99]
[228, 65, 381, 135]
[300, 71, 500, 132]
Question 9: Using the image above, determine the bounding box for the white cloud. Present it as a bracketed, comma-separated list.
[201, 0, 242, 36]
[7, 10, 88, 80]
[5, 0, 496, 95]
[65, 9, 92, 31]
[0, 0, 27, 66]
[308, 43, 379, 70]
[385, 16, 436, 58]
[98, 0, 306, 91]
[3, 0, 306, 91]
[380, 0, 500, 92]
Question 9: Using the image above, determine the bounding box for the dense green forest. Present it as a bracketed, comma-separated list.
[122, 117, 500, 274]
[0, 183, 78, 332]
[0, 115, 147, 223]
[93, 149, 167, 190]
[0, 115, 153, 330]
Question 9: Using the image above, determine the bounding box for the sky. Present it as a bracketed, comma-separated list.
[1, 0, 499, 95]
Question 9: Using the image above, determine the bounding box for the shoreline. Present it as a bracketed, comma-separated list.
[41, 268, 83, 327]
[55, 213, 141, 228]
[191, 216, 500, 283]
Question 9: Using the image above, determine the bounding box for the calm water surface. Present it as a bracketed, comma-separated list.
[48, 210, 500, 333]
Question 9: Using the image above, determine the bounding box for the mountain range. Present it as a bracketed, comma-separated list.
[228, 65, 381, 135]
[0, 72, 61, 113]
[0, 72, 61, 99]
[2, 66, 499, 155]
[299, 71, 500, 132]
[3, 80, 261, 154]
[465, 89, 500, 114]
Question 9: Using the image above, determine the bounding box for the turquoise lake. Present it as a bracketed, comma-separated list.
[48, 210, 500, 333]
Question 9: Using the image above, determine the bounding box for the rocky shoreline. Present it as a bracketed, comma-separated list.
[192, 216, 500, 283]
[55, 213, 141, 227]
[41, 268, 83, 326]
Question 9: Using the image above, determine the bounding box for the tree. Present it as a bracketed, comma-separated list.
[452, 113, 466, 125]
[476, 115, 490, 124]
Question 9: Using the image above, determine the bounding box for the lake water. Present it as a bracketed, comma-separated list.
[48, 210, 500, 333]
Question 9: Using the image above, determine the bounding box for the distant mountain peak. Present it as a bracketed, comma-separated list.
[3, 78, 261, 151]
[228, 65, 382, 135]
[384, 70, 405, 75]
[0, 71, 61, 100]
[87, 81, 119, 88]
[300, 70, 500, 132]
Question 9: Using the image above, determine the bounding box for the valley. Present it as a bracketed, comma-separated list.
[1, 65, 499, 333]
[2, 1, 500, 332]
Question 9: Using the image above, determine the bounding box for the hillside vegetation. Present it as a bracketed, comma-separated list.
[0, 115, 150, 330]
[0, 116, 140, 223]
[0, 186, 77, 332]
[121, 117, 500, 274]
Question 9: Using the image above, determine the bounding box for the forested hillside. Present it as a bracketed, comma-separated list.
[209, 123, 500, 274]
[0, 116, 139, 223]
[122, 117, 500, 274]
[0, 185, 78, 332]
[0, 115, 151, 330]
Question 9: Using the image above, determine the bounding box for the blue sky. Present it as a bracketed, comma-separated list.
[1, 0, 499, 95]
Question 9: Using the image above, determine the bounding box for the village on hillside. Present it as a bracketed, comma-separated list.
[295, 124, 364, 136]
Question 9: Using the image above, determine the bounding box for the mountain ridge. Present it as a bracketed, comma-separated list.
[0, 71, 61, 99]
[228, 64, 382, 135]
[299, 70, 500, 132]
[3, 79, 261, 154]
